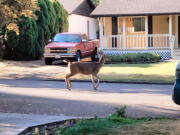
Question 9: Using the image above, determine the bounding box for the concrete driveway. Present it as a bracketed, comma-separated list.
[0, 59, 68, 80]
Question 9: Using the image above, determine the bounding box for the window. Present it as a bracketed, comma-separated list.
[132, 17, 145, 32]
[81, 34, 88, 42]
[53, 34, 80, 43]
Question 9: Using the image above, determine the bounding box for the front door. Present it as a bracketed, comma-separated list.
[148, 16, 153, 47]
[112, 17, 117, 48]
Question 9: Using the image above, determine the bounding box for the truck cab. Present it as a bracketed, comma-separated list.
[44, 33, 99, 65]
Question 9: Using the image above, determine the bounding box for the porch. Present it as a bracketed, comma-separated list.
[103, 34, 174, 50]
[98, 15, 178, 59]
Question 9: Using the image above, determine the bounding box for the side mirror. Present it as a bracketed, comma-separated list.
[82, 39, 87, 43]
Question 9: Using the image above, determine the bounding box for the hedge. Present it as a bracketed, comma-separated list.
[106, 53, 161, 63]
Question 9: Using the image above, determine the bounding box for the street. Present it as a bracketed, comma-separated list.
[0, 79, 179, 118]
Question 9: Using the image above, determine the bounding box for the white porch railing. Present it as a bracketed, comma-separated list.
[102, 34, 174, 50]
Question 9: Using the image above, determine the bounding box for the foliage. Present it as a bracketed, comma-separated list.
[107, 53, 161, 63]
[112, 106, 127, 118]
[0, 0, 38, 34]
[57, 107, 148, 135]
[90, 0, 102, 7]
[3, 0, 68, 60]
[4, 17, 39, 60]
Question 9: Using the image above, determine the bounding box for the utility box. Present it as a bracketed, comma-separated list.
[172, 62, 180, 105]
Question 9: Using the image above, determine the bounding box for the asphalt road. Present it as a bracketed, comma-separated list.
[0, 79, 179, 118]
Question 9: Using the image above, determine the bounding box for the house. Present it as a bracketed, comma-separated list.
[91, 0, 180, 59]
[58, 0, 99, 40]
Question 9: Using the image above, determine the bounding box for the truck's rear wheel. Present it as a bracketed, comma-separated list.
[76, 52, 81, 62]
[91, 49, 98, 61]
[45, 58, 53, 65]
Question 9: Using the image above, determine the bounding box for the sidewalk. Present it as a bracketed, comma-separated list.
[0, 113, 73, 135]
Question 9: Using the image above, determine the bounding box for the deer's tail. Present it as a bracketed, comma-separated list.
[63, 59, 71, 64]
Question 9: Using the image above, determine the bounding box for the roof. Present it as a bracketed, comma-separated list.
[58, 0, 95, 16]
[91, 0, 180, 17]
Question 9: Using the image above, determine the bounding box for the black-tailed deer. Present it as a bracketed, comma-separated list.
[65, 51, 105, 90]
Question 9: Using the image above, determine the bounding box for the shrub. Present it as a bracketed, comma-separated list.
[3, 0, 68, 60]
[107, 53, 161, 63]
[4, 17, 39, 60]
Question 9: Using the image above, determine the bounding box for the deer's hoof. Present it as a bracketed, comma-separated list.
[66, 87, 71, 90]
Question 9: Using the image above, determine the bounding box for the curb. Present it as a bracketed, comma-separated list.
[18, 119, 73, 135]
[43, 79, 174, 85]
[0, 78, 174, 85]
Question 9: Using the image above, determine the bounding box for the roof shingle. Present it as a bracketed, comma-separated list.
[91, 0, 180, 16]
[59, 0, 95, 16]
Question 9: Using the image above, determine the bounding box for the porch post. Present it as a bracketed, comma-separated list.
[169, 15, 172, 38]
[169, 15, 173, 58]
[145, 16, 148, 49]
[98, 17, 103, 49]
[175, 15, 178, 48]
[122, 17, 126, 50]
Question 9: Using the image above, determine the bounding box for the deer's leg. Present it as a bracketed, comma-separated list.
[91, 74, 96, 90]
[94, 74, 100, 89]
[65, 73, 75, 90]
[65, 75, 70, 90]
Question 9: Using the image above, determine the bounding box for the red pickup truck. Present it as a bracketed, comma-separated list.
[44, 33, 99, 65]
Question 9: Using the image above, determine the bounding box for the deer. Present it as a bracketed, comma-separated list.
[65, 51, 105, 90]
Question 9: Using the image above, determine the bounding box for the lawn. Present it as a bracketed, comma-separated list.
[27, 107, 180, 135]
[55, 107, 180, 135]
[56, 118, 180, 135]
[56, 61, 177, 83]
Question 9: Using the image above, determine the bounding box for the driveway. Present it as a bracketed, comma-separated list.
[0, 59, 68, 80]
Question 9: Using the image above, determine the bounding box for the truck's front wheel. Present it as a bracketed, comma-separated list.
[91, 49, 98, 61]
[45, 58, 53, 65]
[76, 52, 81, 62]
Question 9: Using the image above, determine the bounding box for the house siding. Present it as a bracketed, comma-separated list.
[68, 14, 98, 40]
[153, 15, 175, 35]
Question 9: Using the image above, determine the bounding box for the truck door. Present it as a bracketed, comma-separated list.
[81, 34, 92, 56]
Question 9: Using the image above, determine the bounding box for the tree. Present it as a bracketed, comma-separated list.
[90, 0, 102, 7]
[0, 0, 38, 34]
[3, 0, 68, 60]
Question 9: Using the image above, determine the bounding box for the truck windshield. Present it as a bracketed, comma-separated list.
[53, 34, 79, 43]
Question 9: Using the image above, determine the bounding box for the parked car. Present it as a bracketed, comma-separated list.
[44, 33, 99, 65]
[172, 62, 180, 105]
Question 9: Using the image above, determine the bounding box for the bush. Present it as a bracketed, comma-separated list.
[3, 0, 68, 60]
[4, 17, 39, 60]
[107, 53, 161, 63]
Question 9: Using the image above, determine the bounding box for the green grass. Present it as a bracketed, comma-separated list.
[31, 107, 180, 135]
[56, 115, 177, 135]
[56, 116, 180, 135]
[56, 61, 177, 83]
[56, 116, 148, 135]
